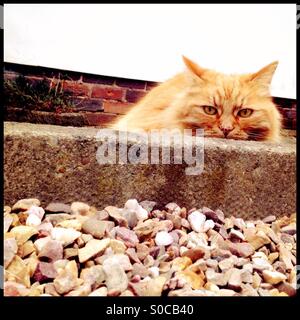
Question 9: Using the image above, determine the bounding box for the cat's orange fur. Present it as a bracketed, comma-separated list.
[110, 56, 282, 142]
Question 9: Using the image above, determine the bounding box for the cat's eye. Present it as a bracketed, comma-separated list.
[238, 108, 253, 118]
[203, 105, 218, 115]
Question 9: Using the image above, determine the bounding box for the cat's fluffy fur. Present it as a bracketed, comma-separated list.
[110, 56, 282, 142]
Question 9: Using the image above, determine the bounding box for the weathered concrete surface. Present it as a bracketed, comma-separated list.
[4, 122, 296, 219]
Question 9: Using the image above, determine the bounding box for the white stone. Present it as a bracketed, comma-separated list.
[187, 241, 197, 249]
[78, 238, 110, 263]
[262, 270, 287, 285]
[34, 236, 51, 252]
[136, 206, 149, 221]
[89, 287, 108, 296]
[246, 222, 255, 228]
[252, 257, 272, 271]
[252, 251, 268, 260]
[37, 222, 53, 233]
[243, 263, 254, 273]
[53, 259, 69, 272]
[124, 199, 139, 211]
[180, 246, 188, 256]
[229, 228, 245, 241]
[27, 205, 45, 220]
[155, 231, 174, 246]
[51, 227, 81, 246]
[234, 218, 246, 229]
[124, 199, 148, 221]
[203, 219, 215, 232]
[140, 276, 152, 282]
[188, 211, 206, 232]
[149, 266, 160, 278]
[103, 254, 133, 271]
[26, 214, 41, 227]
[70, 201, 90, 215]
[187, 231, 208, 247]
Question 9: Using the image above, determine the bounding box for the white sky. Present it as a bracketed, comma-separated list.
[4, 4, 297, 99]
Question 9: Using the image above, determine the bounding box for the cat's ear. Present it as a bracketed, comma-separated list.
[249, 61, 278, 86]
[182, 55, 207, 81]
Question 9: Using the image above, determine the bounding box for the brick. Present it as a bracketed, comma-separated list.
[71, 98, 103, 112]
[4, 71, 19, 82]
[115, 78, 146, 90]
[26, 76, 51, 89]
[286, 109, 296, 119]
[125, 89, 147, 103]
[273, 97, 296, 109]
[63, 81, 90, 97]
[84, 112, 118, 126]
[277, 107, 295, 121]
[82, 74, 115, 85]
[277, 107, 286, 117]
[91, 86, 124, 100]
[103, 101, 133, 114]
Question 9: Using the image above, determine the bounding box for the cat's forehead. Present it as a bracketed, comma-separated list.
[205, 74, 248, 105]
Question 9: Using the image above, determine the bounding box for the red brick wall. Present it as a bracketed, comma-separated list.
[4, 62, 297, 130]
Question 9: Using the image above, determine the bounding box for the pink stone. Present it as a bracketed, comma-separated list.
[33, 262, 57, 282]
[38, 239, 63, 262]
[4, 281, 30, 296]
[116, 227, 139, 247]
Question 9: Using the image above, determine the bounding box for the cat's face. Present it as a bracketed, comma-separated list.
[179, 57, 282, 141]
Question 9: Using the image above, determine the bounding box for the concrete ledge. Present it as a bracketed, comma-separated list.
[4, 122, 296, 219]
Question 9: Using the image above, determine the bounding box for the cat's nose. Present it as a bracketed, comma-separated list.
[219, 126, 233, 137]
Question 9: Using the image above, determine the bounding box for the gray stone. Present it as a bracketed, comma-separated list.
[45, 214, 73, 226]
[121, 209, 138, 228]
[4, 122, 296, 219]
[131, 263, 150, 278]
[80, 265, 106, 288]
[45, 202, 71, 213]
[262, 215, 276, 224]
[82, 218, 113, 239]
[140, 200, 157, 213]
[103, 263, 128, 294]
[103, 254, 133, 271]
[205, 269, 228, 286]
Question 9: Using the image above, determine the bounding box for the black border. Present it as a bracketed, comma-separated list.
[1, 3, 299, 319]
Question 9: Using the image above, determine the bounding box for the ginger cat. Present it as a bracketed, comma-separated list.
[110, 56, 282, 142]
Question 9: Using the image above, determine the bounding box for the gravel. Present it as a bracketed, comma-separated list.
[3, 198, 296, 296]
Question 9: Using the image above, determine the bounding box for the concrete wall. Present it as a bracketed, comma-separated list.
[4, 122, 296, 219]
